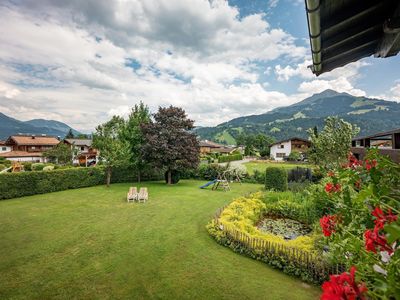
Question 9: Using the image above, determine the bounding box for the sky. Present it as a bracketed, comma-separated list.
[0, 0, 399, 132]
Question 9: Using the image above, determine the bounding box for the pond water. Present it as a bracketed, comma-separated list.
[257, 216, 311, 240]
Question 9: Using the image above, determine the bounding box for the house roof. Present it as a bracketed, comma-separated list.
[0, 151, 43, 158]
[7, 135, 60, 146]
[0, 140, 5, 146]
[353, 128, 400, 141]
[270, 137, 311, 147]
[305, 0, 400, 75]
[64, 139, 92, 147]
[199, 140, 224, 148]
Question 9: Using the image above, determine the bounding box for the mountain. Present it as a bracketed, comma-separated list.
[195, 89, 400, 144]
[0, 112, 80, 140]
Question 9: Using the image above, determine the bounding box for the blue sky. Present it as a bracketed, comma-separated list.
[0, 0, 399, 132]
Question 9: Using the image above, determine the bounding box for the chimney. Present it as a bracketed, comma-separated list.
[31, 134, 35, 139]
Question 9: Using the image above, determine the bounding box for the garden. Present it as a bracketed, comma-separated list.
[0, 181, 321, 299]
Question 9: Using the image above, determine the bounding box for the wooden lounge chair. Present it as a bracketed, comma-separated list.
[127, 187, 138, 202]
[137, 187, 148, 203]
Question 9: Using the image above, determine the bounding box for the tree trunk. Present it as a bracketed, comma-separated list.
[137, 170, 141, 183]
[167, 169, 172, 185]
[106, 167, 112, 187]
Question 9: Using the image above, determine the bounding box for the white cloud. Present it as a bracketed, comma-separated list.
[298, 77, 366, 97]
[0, 1, 309, 131]
[390, 83, 400, 101]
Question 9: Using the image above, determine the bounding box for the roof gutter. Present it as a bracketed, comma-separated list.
[305, 0, 321, 75]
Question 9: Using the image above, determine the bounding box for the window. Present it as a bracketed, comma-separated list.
[276, 153, 286, 158]
[81, 146, 85, 151]
[1, 147, 6, 151]
[279, 144, 284, 149]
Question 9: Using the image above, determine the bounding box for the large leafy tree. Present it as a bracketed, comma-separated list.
[236, 133, 274, 156]
[307, 116, 359, 169]
[122, 102, 151, 182]
[142, 106, 200, 184]
[93, 116, 130, 186]
[43, 143, 72, 165]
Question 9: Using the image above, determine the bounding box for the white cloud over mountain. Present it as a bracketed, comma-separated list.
[0, 0, 395, 132]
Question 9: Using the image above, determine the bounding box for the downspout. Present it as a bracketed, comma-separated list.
[305, 0, 321, 75]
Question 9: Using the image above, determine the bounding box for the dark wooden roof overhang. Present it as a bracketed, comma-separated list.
[305, 0, 400, 76]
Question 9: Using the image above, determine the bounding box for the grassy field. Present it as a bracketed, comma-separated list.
[244, 161, 313, 175]
[0, 180, 320, 299]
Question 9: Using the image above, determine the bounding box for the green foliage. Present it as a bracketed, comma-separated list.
[164, 170, 180, 184]
[43, 165, 55, 171]
[311, 149, 400, 299]
[307, 116, 359, 169]
[217, 153, 243, 163]
[265, 167, 288, 191]
[0, 164, 5, 171]
[65, 128, 75, 139]
[196, 163, 225, 180]
[288, 150, 301, 161]
[142, 106, 200, 184]
[0, 167, 105, 199]
[236, 133, 275, 156]
[43, 143, 72, 165]
[31, 163, 45, 171]
[22, 162, 32, 171]
[93, 115, 130, 186]
[122, 101, 151, 182]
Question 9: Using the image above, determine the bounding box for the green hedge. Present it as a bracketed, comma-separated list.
[218, 154, 243, 163]
[0, 167, 105, 199]
[265, 167, 288, 191]
[0, 166, 164, 200]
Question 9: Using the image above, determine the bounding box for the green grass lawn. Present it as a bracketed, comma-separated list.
[0, 180, 320, 299]
[244, 161, 313, 175]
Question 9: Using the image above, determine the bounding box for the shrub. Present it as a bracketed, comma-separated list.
[0, 164, 5, 171]
[31, 163, 45, 171]
[43, 165, 55, 171]
[218, 154, 243, 163]
[288, 151, 301, 161]
[22, 162, 32, 171]
[197, 163, 225, 180]
[265, 167, 288, 191]
[0, 167, 106, 199]
[287, 181, 311, 192]
[287, 167, 312, 182]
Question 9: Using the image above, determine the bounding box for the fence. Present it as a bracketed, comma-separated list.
[211, 206, 344, 283]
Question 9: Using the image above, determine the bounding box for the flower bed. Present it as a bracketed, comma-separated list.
[207, 192, 341, 283]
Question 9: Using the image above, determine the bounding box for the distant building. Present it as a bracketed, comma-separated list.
[199, 140, 236, 155]
[64, 138, 98, 166]
[0, 140, 11, 154]
[0, 135, 60, 162]
[270, 137, 311, 161]
[351, 128, 400, 163]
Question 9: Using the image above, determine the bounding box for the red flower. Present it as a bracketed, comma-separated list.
[364, 228, 393, 254]
[320, 215, 337, 237]
[325, 182, 334, 193]
[327, 171, 335, 177]
[347, 154, 361, 169]
[372, 207, 398, 230]
[365, 159, 377, 171]
[321, 266, 367, 300]
[325, 182, 341, 193]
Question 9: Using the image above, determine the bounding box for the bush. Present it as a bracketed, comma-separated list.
[197, 163, 225, 180]
[0, 164, 5, 171]
[265, 167, 288, 191]
[287, 167, 312, 182]
[287, 151, 301, 161]
[0, 167, 106, 199]
[218, 154, 243, 163]
[31, 163, 45, 171]
[43, 165, 55, 171]
[288, 181, 311, 192]
[22, 162, 32, 171]
[0, 165, 164, 200]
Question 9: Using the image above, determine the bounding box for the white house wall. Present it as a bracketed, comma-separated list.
[270, 141, 291, 161]
[0, 146, 11, 153]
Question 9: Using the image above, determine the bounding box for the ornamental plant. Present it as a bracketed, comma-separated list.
[315, 149, 400, 299]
